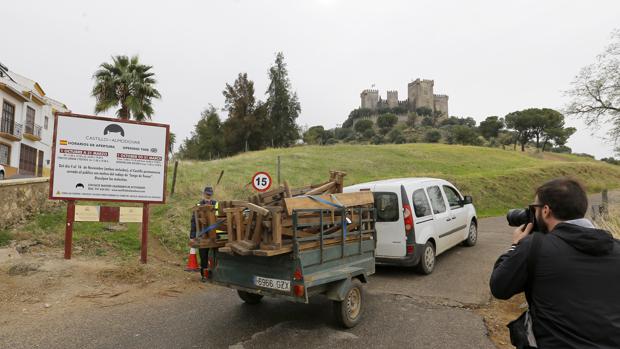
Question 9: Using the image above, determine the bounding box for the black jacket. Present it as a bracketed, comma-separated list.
[490, 222, 620, 349]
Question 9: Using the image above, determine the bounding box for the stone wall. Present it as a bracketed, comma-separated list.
[0, 178, 61, 230]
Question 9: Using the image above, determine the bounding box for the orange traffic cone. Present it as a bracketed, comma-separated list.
[185, 248, 200, 272]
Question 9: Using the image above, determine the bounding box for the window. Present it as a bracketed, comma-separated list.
[427, 186, 446, 214]
[44, 116, 49, 130]
[443, 186, 462, 209]
[373, 192, 399, 222]
[412, 189, 432, 218]
[26, 107, 35, 134]
[1, 101, 15, 134]
[0, 143, 9, 165]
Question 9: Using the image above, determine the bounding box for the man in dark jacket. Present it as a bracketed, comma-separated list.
[490, 178, 620, 348]
[190, 186, 218, 281]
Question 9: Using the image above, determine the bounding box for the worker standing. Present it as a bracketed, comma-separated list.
[190, 186, 219, 282]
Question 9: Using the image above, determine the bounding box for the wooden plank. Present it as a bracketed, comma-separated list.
[251, 213, 264, 244]
[305, 181, 336, 196]
[283, 180, 292, 198]
[234, 209, 243, 241]
[252, 235, 372, 257]
[230, 201, 270, 216]
[272, 210, 282, 246]
[244, 211, 254, 240]
[224, 209, 235, 242]
[283, 191, 374, 215]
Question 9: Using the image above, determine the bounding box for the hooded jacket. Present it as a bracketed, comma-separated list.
[490, 221, 620, 349]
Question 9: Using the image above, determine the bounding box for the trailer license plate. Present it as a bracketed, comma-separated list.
[254, 276, 290, 292]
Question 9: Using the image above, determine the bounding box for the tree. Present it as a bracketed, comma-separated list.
[303, 125, 326, 145]
[416, 107, 433, 117]
[406, 113, 418, 127]
[335, 127, 353, 140]
[266, 52, 301, 147]
[168, 132, 175, 156]
[354, 119, 374, 134]
[222, 73, 268, 153]
[479, 116, 505, 139]
[377, 113, 398, 134]
[178, 106, 225, 160]
[424, 130, 441, 143]
[505, 110, 535, 151]
[91, 55, 161, 120]
[446, 125, 481, 145]
[566, 30, 620, 143]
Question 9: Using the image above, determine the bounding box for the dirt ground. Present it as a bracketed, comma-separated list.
[0, 239, 207, 329]
[476, 295, 527, 348]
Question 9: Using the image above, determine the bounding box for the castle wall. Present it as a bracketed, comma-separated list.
[386, 90, 398, 108]
[433, 95, 449, 118]
[408, 79, 435, 111]
[360, 89, 379, 110]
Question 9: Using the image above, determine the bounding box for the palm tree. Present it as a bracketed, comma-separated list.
[91, 55, 161, 121]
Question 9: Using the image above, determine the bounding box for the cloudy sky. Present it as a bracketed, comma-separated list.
[3, 0, 619, 157]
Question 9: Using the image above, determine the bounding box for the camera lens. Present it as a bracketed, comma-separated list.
[506, 208, 530, 227]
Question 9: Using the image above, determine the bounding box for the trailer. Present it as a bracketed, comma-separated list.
[207, 206, 376, 328]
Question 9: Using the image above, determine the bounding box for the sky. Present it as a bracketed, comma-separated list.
[2, 0, 619, 158]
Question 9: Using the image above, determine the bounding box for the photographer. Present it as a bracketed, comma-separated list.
[490, 178, 620, 348]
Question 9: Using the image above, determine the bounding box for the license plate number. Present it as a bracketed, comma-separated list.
[253, 276, 290, 292]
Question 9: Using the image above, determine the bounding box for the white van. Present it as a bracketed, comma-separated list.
[344, 178, 477, 274]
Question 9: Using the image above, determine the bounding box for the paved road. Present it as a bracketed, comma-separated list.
[1, 214, 515, 349]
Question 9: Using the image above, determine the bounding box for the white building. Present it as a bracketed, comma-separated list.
[0, 63, 69, 178]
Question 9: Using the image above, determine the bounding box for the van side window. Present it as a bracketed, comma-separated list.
[412, 189, 432, 218]
[372, 192, 399, 222]
[427, 186, 446, 214]
[443, 186, 462, 209]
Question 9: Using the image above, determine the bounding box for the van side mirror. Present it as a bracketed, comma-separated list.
[461, 195, 473, 205]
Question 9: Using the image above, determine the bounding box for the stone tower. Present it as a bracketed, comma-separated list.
[386, 90, 398, 108]
[360, 89, 379, 110]
[433, 94, 449, 118]
[407, 79, 435, 111]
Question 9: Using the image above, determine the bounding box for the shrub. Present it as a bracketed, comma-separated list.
[424, 130, 441, 143]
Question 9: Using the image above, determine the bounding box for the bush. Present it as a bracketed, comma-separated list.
[421, 117, 434, 126]
[371, 135, 385, 144]
[551, 146, 572, 154]
[325, 138, 338, 145]
[335, 127, 353, 140]
[354, 119, 374, 134]
[362, 128, 375, 139]
[424, 130, 441, 143]
[377, 114, 398, 134]
[388, 129, 406, 144]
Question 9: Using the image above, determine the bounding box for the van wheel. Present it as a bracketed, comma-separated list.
[415, 241, 435, 275]
[333, 279, 364, 328]
[463, 221, 477, 247]
[237, 290, 263, 305]
[0, 171, 4, 180]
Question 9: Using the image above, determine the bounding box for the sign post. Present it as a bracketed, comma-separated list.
[49, 113, 169, 263]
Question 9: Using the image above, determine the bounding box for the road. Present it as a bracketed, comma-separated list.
[0, 214, 515, 349]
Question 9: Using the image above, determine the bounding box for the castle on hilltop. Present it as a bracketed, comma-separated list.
[360, 78, 449, 118]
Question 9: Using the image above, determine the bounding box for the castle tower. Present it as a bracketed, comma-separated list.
[386, 90, 398, 108]
[360, 89, 379, 110]
[407, 79, 435, 111]
[433, 94, 449, 119]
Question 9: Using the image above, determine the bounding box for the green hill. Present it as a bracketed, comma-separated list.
[6, 144, 620, 258]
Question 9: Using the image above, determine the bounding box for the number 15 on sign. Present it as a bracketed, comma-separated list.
[252, 172, 272, 192]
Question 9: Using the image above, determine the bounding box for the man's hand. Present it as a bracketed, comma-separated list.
[189, 238, 195, 247]
[513, 223, 533, 245]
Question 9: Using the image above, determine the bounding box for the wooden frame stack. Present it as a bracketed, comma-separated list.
[192, 171, 375, 257]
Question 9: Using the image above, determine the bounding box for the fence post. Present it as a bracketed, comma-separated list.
[277, 156, 281, 185]
[64, 200, 76, 260]
[170, 160, 179, 196]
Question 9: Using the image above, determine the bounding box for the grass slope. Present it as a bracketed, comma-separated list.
[5, 144, 620, 257]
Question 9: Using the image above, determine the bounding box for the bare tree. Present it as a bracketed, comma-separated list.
[566, 29, 620, 145]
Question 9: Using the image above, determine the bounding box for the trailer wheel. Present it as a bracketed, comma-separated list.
[333, 279, 364, 328]
[237, 290, 263, 305]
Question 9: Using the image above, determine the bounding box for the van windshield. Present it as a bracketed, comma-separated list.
[373, 192, 399, 222]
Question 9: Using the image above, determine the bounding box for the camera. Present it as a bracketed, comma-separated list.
[506, 207, 538, 231]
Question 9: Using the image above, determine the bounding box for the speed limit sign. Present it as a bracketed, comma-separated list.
[251, 172, 272, 192]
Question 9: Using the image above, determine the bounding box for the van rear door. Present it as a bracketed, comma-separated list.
[373, 191, 406, 257]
